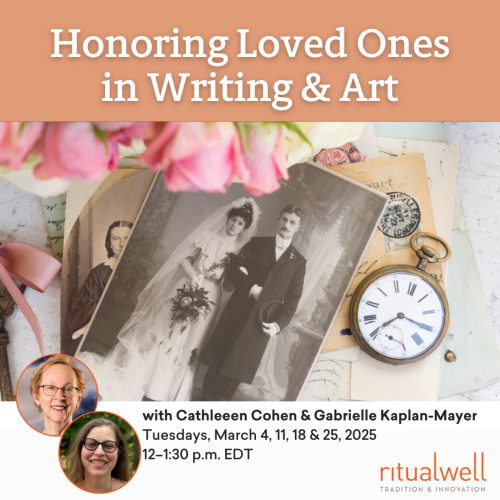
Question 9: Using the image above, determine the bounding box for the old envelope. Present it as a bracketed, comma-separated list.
[377, 138, 459, 283]
[349, 139, 459, 401]
[321, 154, 444, 353]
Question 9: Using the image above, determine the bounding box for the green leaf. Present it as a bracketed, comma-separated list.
[235, 121, 252, 157]
[281, 122, 313, 149]
[93, 125, 109, 155]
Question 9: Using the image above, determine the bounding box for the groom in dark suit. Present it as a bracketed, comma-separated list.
[200, 204, 307, 401]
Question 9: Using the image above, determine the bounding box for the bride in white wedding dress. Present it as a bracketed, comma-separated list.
[78, 197, 260, 401]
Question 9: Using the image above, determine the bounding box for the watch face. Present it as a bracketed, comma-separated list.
[356, 271, 446, 361]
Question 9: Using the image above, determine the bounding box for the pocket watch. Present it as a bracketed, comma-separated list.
[349, 232, 451, 365]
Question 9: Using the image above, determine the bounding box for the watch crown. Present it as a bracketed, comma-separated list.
[421, 245, 436, 258]
[410, 232, 451, 273]
[416, 245, 439, 271]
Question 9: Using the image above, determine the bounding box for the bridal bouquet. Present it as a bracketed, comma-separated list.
[0, 122, 365, 197]
[169, 283, 215, 333]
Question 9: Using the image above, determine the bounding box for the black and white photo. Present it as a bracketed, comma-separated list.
[76, 162, 388, 401]
[61, 169, 156, 355]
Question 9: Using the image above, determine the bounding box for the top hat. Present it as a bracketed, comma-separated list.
[258, 300, 285, 324]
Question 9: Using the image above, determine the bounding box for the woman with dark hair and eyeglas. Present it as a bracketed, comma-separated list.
[65, 418, 132, 493]
[67, 220, 133, 341]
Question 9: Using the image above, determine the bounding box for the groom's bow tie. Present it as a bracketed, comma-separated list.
[276, 240, 285, 250]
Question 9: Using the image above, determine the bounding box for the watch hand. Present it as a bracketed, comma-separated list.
[383, 317, 398, 327]
[385, 335, 401, 344]
[402, 343, 406, 351]
[382, 312, 405, 327]
[404, 317, 433, 332]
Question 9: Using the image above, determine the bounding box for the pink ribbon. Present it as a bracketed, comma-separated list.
[0, 242, 61, 355]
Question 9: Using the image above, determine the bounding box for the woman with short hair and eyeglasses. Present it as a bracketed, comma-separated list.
[65, 418, 132, 492]
[29, 355, 86, 436]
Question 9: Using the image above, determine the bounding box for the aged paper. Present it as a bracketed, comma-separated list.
[374, 122, 447, 143]
[61, 169, 156, 356]
[300, 358, 345, 401]
[352, 350, 440, 401]
[337, 360, 352, 400]
[63, 174, 111, 243]
[321, 346, 360, 363]
[322, 154, 444, 352]
[439, 190, 500, 397]
[344, 122, 380, 161]
[41, 194, 66, 262]
[64, 159, 148, 243]
[342, 124, 499, 401]
[377, 138, 459, 283]
[349, 141, 459, 402]
[337, 123, 447, 402]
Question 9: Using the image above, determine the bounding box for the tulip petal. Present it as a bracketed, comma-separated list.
[0, 122, 45, 169]
[164, 144, 235, 193]
[34, 122, 110, 182]
[143, 122, 242, 193]
[242, 124, 288, 196]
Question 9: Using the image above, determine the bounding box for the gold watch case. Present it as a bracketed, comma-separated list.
[349, 233, 451, 366]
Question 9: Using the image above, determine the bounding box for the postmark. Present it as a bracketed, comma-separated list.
[378, 192, 421, 239]
[378, 192, 424, 252]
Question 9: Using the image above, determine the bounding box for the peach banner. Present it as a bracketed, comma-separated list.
[0, 0, 498, 120]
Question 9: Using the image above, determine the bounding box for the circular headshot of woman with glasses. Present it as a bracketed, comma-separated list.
[16, 354, 98, 436]
[59, 412, 140, 493]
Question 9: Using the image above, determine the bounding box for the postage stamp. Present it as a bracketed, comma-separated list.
[378, 192, 424, 252]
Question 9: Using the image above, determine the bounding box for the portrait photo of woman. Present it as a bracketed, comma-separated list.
[67, 219, 133, 341]
[60, 412, 139, 493]
[16, 354, 98, 436]
[61, 168, 156, 356]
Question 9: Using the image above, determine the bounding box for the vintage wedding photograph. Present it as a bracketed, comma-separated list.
[76, 162, 388, 401]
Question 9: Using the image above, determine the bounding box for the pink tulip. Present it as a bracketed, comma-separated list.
[0, 122, 45, 169]
[104, 122, 156, 169]
[92, 122, 154, 141]
[92, 122, 135, 132]
[242, 123, 288, 196]
[34, 122, 118, 182]
[140, 122, 248, 193]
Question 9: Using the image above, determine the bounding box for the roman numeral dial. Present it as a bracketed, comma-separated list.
[355, 270, 446, 363]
